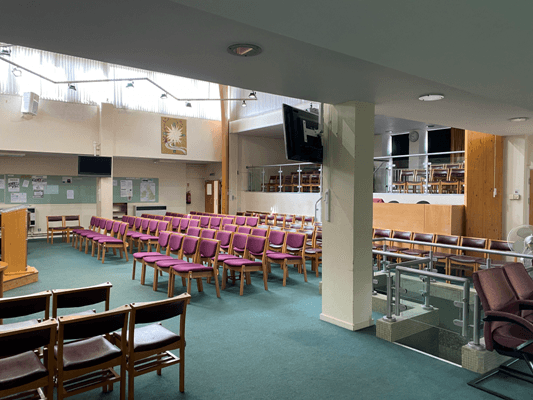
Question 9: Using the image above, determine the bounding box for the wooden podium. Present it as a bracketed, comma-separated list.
[0, 205, 38, 292]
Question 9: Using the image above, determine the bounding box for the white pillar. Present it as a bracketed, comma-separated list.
[96, 103, 114, 219]
[320, 101, 375, 331]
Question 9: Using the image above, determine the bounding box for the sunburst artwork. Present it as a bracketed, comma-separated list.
[161, 117, 187, 155]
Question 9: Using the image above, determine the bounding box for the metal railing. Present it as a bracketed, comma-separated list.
[246, 162, 322, 193]
[372, 237, 533, 349]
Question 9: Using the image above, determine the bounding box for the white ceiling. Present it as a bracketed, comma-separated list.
[1, 0, 532, 136]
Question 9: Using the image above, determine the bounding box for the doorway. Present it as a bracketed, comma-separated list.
[205, 180, 221, 213]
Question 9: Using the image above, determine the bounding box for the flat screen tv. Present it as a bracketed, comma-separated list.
[78, 156, 112, 177]
[282, 104, 323, 163]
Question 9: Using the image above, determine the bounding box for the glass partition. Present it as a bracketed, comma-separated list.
[247, 163, 322, 193]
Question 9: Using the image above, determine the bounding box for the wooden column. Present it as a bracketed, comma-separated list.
[465, 131, 503, 239]
[219, 85, 229, 214]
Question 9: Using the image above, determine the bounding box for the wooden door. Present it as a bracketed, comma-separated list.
[205, 180, 220, 213]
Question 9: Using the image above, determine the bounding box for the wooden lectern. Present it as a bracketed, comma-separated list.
[0, 205, 38, 292]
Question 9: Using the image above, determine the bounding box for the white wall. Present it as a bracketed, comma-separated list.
[185, 164, 207, 214]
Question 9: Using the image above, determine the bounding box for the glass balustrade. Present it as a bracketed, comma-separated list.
[246, 163, 322, 193]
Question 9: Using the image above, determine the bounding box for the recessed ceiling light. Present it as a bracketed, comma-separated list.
[508, 117, 529, 122]
[227, 44, 262, 57]
[0, 48, 11, 56]
[418, 94, 445, 101]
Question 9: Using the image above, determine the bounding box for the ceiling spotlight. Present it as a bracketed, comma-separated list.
[248, 91, 257, 100]
[11, 67, 22, 77]
[242, 100, 247, 107]
[227, 44, 263, 57]
[126, 81, 134, 89]
[185, 102, 192, 108]
[508, 117, 529, 122]
[68, 83, 76, 91]
[160, 93, 168, 100]
[418, 94, 445, 101]
[0, 48, 11, 56]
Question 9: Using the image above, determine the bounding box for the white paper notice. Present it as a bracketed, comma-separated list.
[22, 180, 29, 188]
[140, 180, 156, 202]
[0, 179, 4, 189]
[206, 183, 212, 196]
[32, 176, 47, 184]
[33, 183, 44, 191]
[67, 190, 74, 199]
[33, 190, 44, 199]
[8, 178, 20, 192]
[45, 185, 59, 195]
[11, 192, 27, 203]
[120, 180, 133, 198]
[113, 180, 117, 186]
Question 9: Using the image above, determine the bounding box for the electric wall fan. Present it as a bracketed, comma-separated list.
[507, 225, 533, 267]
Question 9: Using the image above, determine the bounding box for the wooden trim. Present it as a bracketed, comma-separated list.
[219, 84, 229, 214]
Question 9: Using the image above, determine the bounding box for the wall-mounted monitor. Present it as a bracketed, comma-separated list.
[282, 104, 323, 163]
[78, 156, 112, 177]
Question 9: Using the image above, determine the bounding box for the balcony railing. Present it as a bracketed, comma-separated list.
[246, 163, 322, 193]
[374, 151, 465, 194]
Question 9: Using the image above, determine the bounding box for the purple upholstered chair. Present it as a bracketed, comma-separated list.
[245, 217, 259, 227]
[222, 235, 268, 295]
[86, 219, 114, 255]
[267, 230, 286, 254]
[209, 217, 221, 230]
[235, 216, 246, 226]
[224, 224, 237, 233]
[72, 216, 95, 248]
[163, 216, 173, 222]
[132, 231, 173, 281]
[251, 228, 268, 237]
[152, 233, 186, 290]
[187, 227, 202, 237]
[138, 221, 169, 252]
[179, 218, 190, 233]
[469, 266, 533, 397]
[221, 217, 234, 230]
[169, 238, 221, 298]
[199, 216, 211, 229]
[230, 233, 248, 258]
[215, 230, 232, 254]
[128, 218, 151, 253]
[188, 219, 200, 228]
[237, 226, 252, 235]
[154, 215, 164, 220]
[79, 217, 105, 252]
[200, 229, 216, 239]
[97, 222, 129, 263]
[267, 232, 308, 286]
[171, 217, 181, 232]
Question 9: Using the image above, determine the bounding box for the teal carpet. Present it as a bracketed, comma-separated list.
[4, 240, 504, 399]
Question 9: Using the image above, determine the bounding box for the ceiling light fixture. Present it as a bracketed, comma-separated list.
[248, 91, 257, 100]
[0, 48, 11, 56]
[11, 67, 21, 77]
[227, 44, 262, 57]
[508, 117, 529, 122]
[160, 93, 168, 100]
[418, 94, 445, 102]
[126, 81, 134, 89]
[242, 100, 247, 107]
[185, 102, 192, 108]
[68, 83, 76, 91]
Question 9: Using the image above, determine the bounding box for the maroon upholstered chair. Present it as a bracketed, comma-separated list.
[246, 217, 259, 227]
[171, 217, 181, 232]
[267, 230, 286, 254]
[387, 230, 412, 253]
[224, 224, 238, 233]
[168, 238, 219, 297]
[188, 219, 200, 228]
[235, 216, 246, 226]
[132, 231, 172, 281]
[447, 236, 488, 276]
[267, 232, 308, 286]
[251, 228, 268, 237]
[503, 263, 533, 318]
[420, 234, 459, 266]
[179, 218, 190, 233]
[128, 218, 151, 253]
[400, 232, 435, 269]
[469, 266, 533, 397]
[199, 216, 211, 229]
[187, 227, 202, 237]
[209, 217, 222, 230]
[222, 235, 269, 295]
[474, 239, 514, 269]
[200, 229, 216, 239]
[97, 222, 129, 263]
[237, 226, 252, 234]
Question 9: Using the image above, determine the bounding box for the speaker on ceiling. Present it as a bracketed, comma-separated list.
[21, 92, 39, 115]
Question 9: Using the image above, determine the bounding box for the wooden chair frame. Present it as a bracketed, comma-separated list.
[0, 290, 51, 328]
[51, 282, 112, 318]
[266, 232, 308, 286]
[47, 215, 66, 244]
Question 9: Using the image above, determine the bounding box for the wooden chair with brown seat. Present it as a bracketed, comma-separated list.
[47, 215, 67, 244]
[63, 215, 83, 244]
[474, 239, 515, 270]
[420, 234, 460, 272]
[447, 236, 488, 277]
[0, 290, 52, 329]
[55, 305, 130, 400]
[406, 169, 426, 193]
[0, 319, 57, 400]
[51, 282, 112, 319]
[399, 232, 435, 269]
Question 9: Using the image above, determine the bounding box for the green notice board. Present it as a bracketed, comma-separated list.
[0, 175, 4, 203]
[3, 174, 97, 204]
[113, 177, 159, 203]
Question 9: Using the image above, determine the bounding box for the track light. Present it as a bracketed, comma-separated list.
[185, 102, 192, 108]
[242, 100, 247, 107]
[0, 48, 11, 56]
[160, 93, 168, 99]
[126, 81, 134, 89]
[12, 67, 21, 77]
[248, 91, 257, 100]
[68, 83, 76, 91]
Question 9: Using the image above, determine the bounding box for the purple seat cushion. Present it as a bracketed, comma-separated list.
[268, 253, 302, 261]
[171, 263, 213, 273]
[98, 238, 123, 243]
[133, 251, 163, 259]
[85, 233, 106, 239]
[233, 247, 245, 253]
[156, 259, 188, 268]
[129, 232, 145, 239]
[215, 254, 238, 262]
[224, 259, 262, 267]
[144, 255, 172, 263]
[72, 229, 86, 234]
[139, 235, 158, 241]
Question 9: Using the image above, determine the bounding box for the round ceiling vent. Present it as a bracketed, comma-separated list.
[227, 44, 262, 57]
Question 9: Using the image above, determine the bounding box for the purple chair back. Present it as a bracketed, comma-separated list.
[127, 217, 135, 228]
[147, 219, 159, 233]
[163, 216, 173, 222]
[237, 226, 252, 234]
[169, 233, 185, 252]
[179, 218, 190, 231]
[155, 215, 164, 220]
[112, 221, 121, 234]
[158, 231, 172, 247]
[171, 218, 181, 231]
[200, 216, 211, 229]
[119, 222, 128, 236]
[104, 219, 114, 231]
[231, 233, 248, 252]
[251, 228, 268, 237]
[187, 227, 201, 237]
[269, 230, 286, 246]
[89, 216, 96, 227]
[200, 229, 216, 239]
[140, 218, 150, 231]
[199, 239, 219, 258]
[189, 219, 200, 228]
[224, 224, 237, 233]
[246, 217, 259, 227]
[121, 216, 128, 222]
[235, 216, 246, 226]
[141, 214, 149, 218]
[295, 215, 303, 222]
[157, 221, 169, 234]
[98, 218, 107, 230]
[133, 218, 142, 230]
[215, 230, 232, 248]
[247, 236, 267, 256]
[191, 215, 201, 220]
[304, 216, 314, 223]
[210, 217, 221, 229]
[286, 232, 305, 249]
[221, 218, 234, 229]
[182, 236, 200, 257]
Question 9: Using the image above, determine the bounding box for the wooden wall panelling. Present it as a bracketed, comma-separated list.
[465, 131, 503, 240]
[450, 128, 465, 163]
[424, 205, 464, 235]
